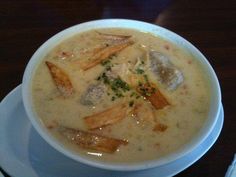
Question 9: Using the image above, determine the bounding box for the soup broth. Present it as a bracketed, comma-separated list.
[32, 28, 210, 163]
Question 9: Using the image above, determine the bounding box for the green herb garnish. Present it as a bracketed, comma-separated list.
[130, 92, 135, 97]
[151, 87, 156, 93]
[137, 83, 156, 97]
[98, 71, 131, 101]
[101, 60, 111, 66]
[105, 65, 112, 71]
[111, 96, 116, 101]
[143, 74, 150, 86]
[101, 57, 115, 71]
[136, 68, 144, 74]
[115, 92, 124, 98]
[129, 100, 134, 107]
[101, 72, 110, 84]
[138, 81, 143, 86]
[112, 78, 130, 92]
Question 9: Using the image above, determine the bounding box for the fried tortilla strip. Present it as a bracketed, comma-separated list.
[146, 89, 170, 109]
[46, 61, 74, 97]
[136, 83, 170, 110]
[79, 40, 134, 71]
[79, 45, 107, 56]
[153, 123, 168, 132]
[84, 103, 128, 130]
[96, 31, 131, 41]
[59, 126, 128, 153]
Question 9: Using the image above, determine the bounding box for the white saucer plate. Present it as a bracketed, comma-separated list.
[0, 85, 224, 177]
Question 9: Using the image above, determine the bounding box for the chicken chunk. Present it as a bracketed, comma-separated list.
[149, 51, 183, 90]
[80, 83, 106, 106]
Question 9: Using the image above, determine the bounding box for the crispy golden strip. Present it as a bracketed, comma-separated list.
[84, 103, 128, 130]
[147, 89, 169, 109]
[79, 45, 107, 56]
[79, 40, 134, 71]
[96, 31, 131, 41]
[59, 126, 128, 153]
[136, 83, 170, 110]
[45, 61, 73, 97]
[153, 123, 168, 132]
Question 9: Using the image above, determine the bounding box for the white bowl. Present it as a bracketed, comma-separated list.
[22, 19, 221, 171]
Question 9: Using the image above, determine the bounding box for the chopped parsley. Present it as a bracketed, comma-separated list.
[151, 87, 156, 93]
[98, 57, 154, 102]
[137, 83, 156, 97]
[101, 59, 114, 71]
[135, 59, 145, 74]
[98, 71, 131, 101]
[143, 74, 151, 86]
[115, 92, 124, 98]
[138, 81, 143, 86]
[101, 60, 111, 66]
[129, 100, 134, 107]
[101, 72, 110, 84]
[130, 92, 135, 97]
[136, 68, 144, 74]
[130, 92, 141, 99]
[105, 65, 112, 71]
[111, 78, 130, 92]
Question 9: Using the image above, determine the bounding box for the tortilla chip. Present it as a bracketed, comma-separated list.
[136, 83, 169, 109]
[79, 40, 134, 71]
[45, 61, 74, 97]
[59, 126, 128, 153]
[79, 45, 107, 56]
[146, 89, 169, 109]
[96, 31, 131, 41]
[84, 103, 128, 129]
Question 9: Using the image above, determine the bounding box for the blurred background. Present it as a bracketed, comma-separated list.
[0, 0, 236, 176]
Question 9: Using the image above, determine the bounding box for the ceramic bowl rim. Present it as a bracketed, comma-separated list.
[22, 19, 221, 171]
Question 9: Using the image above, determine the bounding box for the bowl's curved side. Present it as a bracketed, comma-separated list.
[22, 19, 221, 171]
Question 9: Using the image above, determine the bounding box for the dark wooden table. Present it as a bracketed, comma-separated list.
[1, 0, 235, 176]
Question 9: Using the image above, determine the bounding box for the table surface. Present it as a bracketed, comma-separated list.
[1, 0, 236, 176]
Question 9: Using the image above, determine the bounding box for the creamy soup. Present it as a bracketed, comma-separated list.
[32, 28, 210, 163]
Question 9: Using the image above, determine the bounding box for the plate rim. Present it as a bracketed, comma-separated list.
[0, 85, 224, 177]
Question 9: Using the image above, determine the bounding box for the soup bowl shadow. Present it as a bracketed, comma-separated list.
[22, 19, 221, 171]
